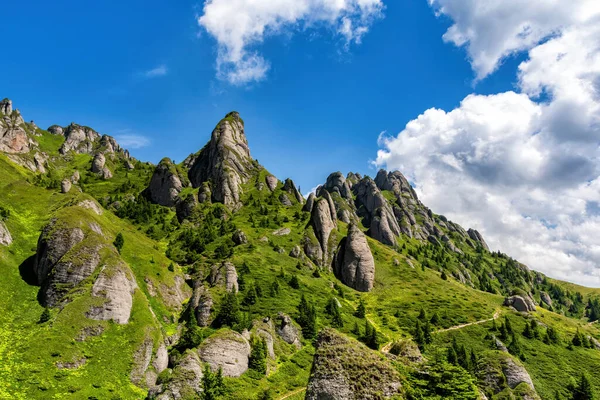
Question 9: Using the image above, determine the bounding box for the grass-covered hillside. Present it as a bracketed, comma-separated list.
[1, 102, 599, 399]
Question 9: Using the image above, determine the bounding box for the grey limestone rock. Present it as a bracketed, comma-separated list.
[87, 263, 137, 324]
[198, 330, 250, 377]
[190, 281, 213, 327]
[144, 158, 183, 207]
[275, 312, 302, 349]
[0, 221, 12, 246]
[333, 224, 375, 292]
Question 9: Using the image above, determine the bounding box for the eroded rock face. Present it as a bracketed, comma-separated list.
[283, 178, 304, 203]
[0, 221, 12, 246]
[306, 329, 402, 400]
[198, 330, 250, 377]
[504, 295, 536, 312]
[175, 194, 198, 222]
[153, 350, 203, 400]
[188, 112, 255, 210]
[61, 179, 72, 193]
[265, 175, 278, 191]
[479, 352, 539, 399]
[311, 198, 337, 266]
[190, 281, 213, 327]
[303, 192, 315, 213]
[47, 125, 63, 135]
[87, 263, 137, 324]
[503, 357, 536, 391]
[144, 158, 183, 207]
[540, 292, 553, 307]
[60, 123, 100, 154]
[333, 224, 375, 292]
[232, 229, 248, 245]
[0, 98, 13, 115]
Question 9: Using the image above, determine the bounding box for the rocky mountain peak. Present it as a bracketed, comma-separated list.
[188, 111, 255, 209]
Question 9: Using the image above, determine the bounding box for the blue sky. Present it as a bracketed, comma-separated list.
[1, 0, 516, 193]
[3, 0, 600, 286]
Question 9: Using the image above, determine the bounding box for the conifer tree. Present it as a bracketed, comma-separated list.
[354, 298, 366, 318]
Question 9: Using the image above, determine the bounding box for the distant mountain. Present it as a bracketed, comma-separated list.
[1, 98, 599, 399]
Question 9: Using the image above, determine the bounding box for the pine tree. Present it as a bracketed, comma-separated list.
[289, 275, 300, 289]
[354, 298, 366, 318]
[418, 308, 427, 321]
[423, 321, 433, 344]
[430, 312, 440, 325]
[201, 365, 225, 400]
[572, 373, 595, 400]
[297, 295, 317, 338]
[242, 284, 257, 306]
[441, 270, 448, 280]
[325, 298, 344, 328]
[508, 333, 522, 357]
[39, 307, 51, 323]
[113, 232, 124, 253]
[352, 321, 361, 336]
[447, 346, 458, 365]
[414, 320, 425, 349]
[572, 329, 583, 347]
[214, 292, 241, 328]
[249, 336, 267, 374]
[547, 326, 560, 344]
[523, 321, 534, 339]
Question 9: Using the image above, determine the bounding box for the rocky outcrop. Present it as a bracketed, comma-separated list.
[279, 193, 292, 206]
[311, 197, 337, 265]
[0, 221, 12, 246]
[353, 177, 401, 246]
[188, 112, 255, 210]
[77, 199, 103, 215]
[324, 172, 352, 200]
[289, 245, 302, 258]
[283, 178, 304, 203]
[0, 101, 32, 154]
[190, 282, 213, 327]
[198, 330, 250, 377]
[504, 295, 536, 312]
[153, 343, 169, 374]
[468, 228, 489, 251]
[306, 329, 402, 400]
[153, 350, 203, 400]
[91, 153, 106, 173]
[333, 224, 375, 292]
[540, 292, 552, 307]
[209, 262, 238, 292]
[87, 263, 137, 324]
[59, 123, 100, 154]
[275, 313, 302, 348]
[503, 357, 536, 392]
[144, 158, 183, 207]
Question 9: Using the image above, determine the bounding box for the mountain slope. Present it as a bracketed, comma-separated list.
[1, 98, 599, 399]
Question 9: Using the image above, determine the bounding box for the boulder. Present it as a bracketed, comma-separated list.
[272, 227, 291, 236]
[71, 170, 80, 183]
[232, 229, 248, 245]
[101, 167, 113, 180]
[289, 245, 302, 258]
[275, 312, 302, 348]
[198, 330, 250, 377]
[504, 295, 536, 312]
[87, 264, 137, 324]
[0, 221, 12, 246]
[306, 329, 402, 400]
[265, 175, 278, 191]
[47, 125, 64, 135]
[189, 281, 213, 327]
[144, 158, 183, 207]
[333, 224, 375, 292]
[188, 112, 255, 209]
[91, 153, 106, 173]
[502, 356, 537, 392]
[61, 179, 72, 193]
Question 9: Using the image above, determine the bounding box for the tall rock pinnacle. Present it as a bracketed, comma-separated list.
[188, 112, 255, 209]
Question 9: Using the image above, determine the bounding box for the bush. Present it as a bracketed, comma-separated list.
[113, 233, 124, 253]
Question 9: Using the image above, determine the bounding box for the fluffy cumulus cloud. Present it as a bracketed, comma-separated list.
[198, 0, 384, 85]
[377, 1, 600, 286]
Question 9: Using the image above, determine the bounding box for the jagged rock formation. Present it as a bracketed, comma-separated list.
[478, 352, 539, 399]
[152, 350, 203, 399]
[324, 172, 352, 200]
[275, 312, 302, 349]
[188, 112, 255, 210]
[306, 329, 402, 400]
[60, 123, 100, 154]
[47, 125, 63, 135]
[91, 153, 106, 173]
[540, 292, 552, 307]
[87, 263, 137, 324]
[333, 224, 375, 292]
[144, 158, 183, 207]
[303, 192, 315, 213]
[175, 193, 198, 222]
[265, 175, 278, 191]
[198, 329, 251, 377]
[0, 99, 32, 154]
[0, 221, 12, 246]
[190, 281, 213, 327]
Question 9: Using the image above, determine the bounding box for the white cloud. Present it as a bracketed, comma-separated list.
[143, 65, 168, 78]
[429, 0, 600, 80]
[376, 2, 600, 286]
[198, 0, 384, 85]
[114, 133, 151, 149]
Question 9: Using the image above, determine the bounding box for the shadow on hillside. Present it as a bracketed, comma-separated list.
[19, 255, 39, 286]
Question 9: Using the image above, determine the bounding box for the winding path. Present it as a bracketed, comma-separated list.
[435, 309, 501, 333]
[278, 387, 307, 400]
